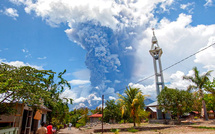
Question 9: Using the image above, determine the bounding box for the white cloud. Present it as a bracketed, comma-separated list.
[109, 96, 116, 100]
[69, 79, 90, 85]
[194, 36, 215, 76]
[160, 0, 174, 12]
[0, 59, 43, 70]
[72, 69, 90, 80]
[180, 2, 195, 14]
[129, 82, 156, 100]
[8, 0, 176, 30]
[37, 56, 47, 60]
[134, 13, 215, 83]
[114, 80, 121, 83]
[22, 49, 28, 53]
[4, 8, 19, 19]
[167, 71, 191, 90]
[125, 46, 133, 50]
[204, 0, 213, 7]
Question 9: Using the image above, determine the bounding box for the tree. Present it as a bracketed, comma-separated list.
[192, 91, 202, 114]
[71, 107, 89, 127]
[43, 69, 72, 123]
[0, 63, 54, 114]
[204, 78, 215, 95]
[204, 94, 215, 112]
[183, 67, 213, 120]
[91, 107, 102, 114]
[157, 87, 194, 122]
[117, 86, 146, 127]
[103, 99, 121, 123]
[0, 63, 73, 129]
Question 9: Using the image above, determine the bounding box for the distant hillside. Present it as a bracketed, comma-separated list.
[144, 98, 155, 105]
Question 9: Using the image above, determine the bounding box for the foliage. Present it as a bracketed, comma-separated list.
[91, 107, 102, 114]
[137, 109, 150, 121]
[183, 66, 213, 120]
[0, 63, 73, 129]
[204, 94, 215, 111]
[157, 87, 194, 120]
[103, 99, 121, 123]
[75, 123, 83, 128]
[204, 78, 215, 94]
[0, 63, 54, 114]
[128, 128, 139, 133]
[193, 126, 215, 130]
[0, 63, 53, 104]
[192, 92, 202, 114]
[70, 107, 90, 128]
[110, 128, 120, 134]
[44, 69, 72, 124]
[0, 103, 16, 115]
[117, 86, 146, 127]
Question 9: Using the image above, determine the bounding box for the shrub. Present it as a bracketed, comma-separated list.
[75, 123, 84, 128]
[128, 128, 139, 133]
[145, 118, 149, 122]
[110, 128, 120, 134]
[194, 116, 198, 120]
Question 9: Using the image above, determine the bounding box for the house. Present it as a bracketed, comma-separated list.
[0, 102, 51, 134]
[145, 101, 171, 120]
[89, 113, 102, 123]
[146, 107, 157, 119]
[208, 110, 215, 119]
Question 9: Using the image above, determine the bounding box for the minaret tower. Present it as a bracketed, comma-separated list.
[149, 28, 164, 119]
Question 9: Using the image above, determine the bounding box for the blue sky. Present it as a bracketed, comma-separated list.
[1, 0, 215, 109]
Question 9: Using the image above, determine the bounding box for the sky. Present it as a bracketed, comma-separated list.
[0, 0, 215, 109]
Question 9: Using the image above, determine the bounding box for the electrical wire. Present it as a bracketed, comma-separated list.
[103, 43, 215, 96]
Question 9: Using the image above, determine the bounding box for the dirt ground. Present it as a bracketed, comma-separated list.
[58, 119, 215, 134]
[82, 119, 215, 134]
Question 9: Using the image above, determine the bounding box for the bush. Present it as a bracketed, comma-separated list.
[75, 123, 84, 128]
[194, 116, 198, 120]
[128, 128, 139, 133]
[110, 128, 120, 134]
[145, 118, 149, 122]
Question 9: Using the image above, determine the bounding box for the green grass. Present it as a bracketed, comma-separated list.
[128, 128, 139, 133]
[193, 126, 215, 130]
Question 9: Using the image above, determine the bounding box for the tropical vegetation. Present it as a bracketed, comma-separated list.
[117, 86, 148, 127]
[183, 66, 213, 120]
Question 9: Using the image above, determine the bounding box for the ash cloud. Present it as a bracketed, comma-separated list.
[65, 21, 143, 100]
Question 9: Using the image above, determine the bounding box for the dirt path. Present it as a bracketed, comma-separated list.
[57, 127, 91, 134]
[57, 120, 215, 134]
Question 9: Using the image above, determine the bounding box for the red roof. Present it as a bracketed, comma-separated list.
[208, 110, 214, 113]
[89, 113, 102, 118]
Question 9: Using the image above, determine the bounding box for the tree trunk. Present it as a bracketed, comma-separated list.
[202, 100, 209, 120]
[177, 112, 181, 124]
[133, 109, 136, 127]
[133, 116, 136, 127]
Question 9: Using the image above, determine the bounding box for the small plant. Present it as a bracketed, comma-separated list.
[145, 118, 149, 122]
[193, 126, 215, 130]
[75, 123, 84, 128]
[110, 128, 120, 134]
[128, 128, 139, 133]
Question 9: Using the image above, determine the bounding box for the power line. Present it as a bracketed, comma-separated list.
[103, 43, 215, 96]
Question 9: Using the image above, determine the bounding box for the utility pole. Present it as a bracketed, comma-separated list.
[102, 95, 104, 133]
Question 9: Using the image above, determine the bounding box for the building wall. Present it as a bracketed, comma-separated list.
[90, 117, 100, 123]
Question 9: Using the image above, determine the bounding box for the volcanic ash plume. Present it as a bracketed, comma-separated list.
[65, 21, 143, 100]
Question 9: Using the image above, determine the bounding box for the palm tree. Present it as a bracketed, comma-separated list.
[183, 67, 213, 120]
[117, 86, 145, 127]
